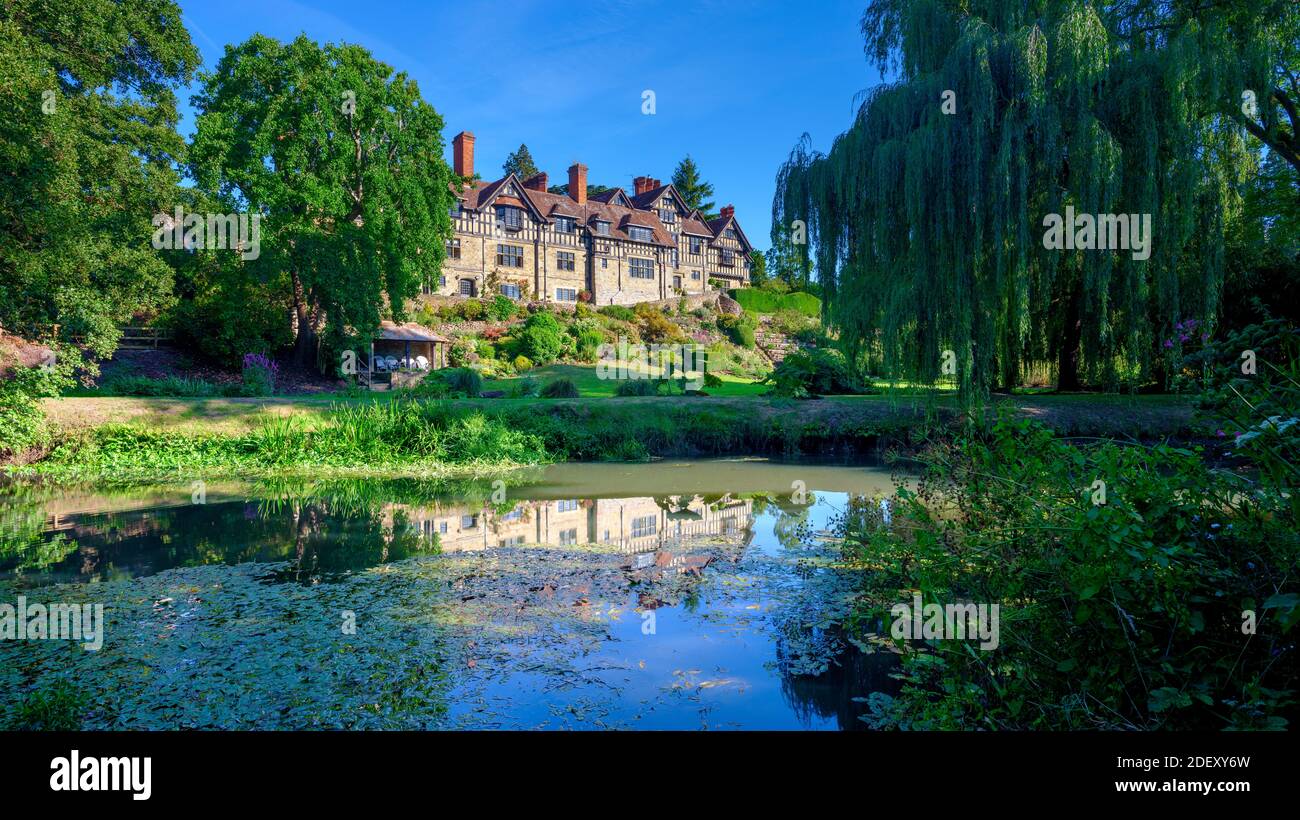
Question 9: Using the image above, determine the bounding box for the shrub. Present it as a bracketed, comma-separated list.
[703, 372, 723, 388]
[100, 374, 230, 398]
[509, 377, 540, 398]
[764, 348, 861, 397]
[598, 304, 637, 323]
[615, 379, 671, 397]
[487, 294, 517, 322]
[729, 288, 820, 317]
[716, 313, 757, 349]
[0, 362, 67, 457]
[241, 352, 279, 396]
[539, 377, 580, 398]
[575, 329, 605, 362]
[519, 312, 566, 364]
[448, 336, 478, 367]
[458, 300, 486, 321]
[513, 355, 533, 372]
[852, 412, 1299, 730]
[639, 308, 686, 344]
[437, 367, 483, 398]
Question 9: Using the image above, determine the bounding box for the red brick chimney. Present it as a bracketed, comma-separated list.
[524, 171, 548, 192]
[568, 163, 587, 205]
[633, 175, 654, 195]
[720, 204, 735, 221]
[452, 131, 475, 178]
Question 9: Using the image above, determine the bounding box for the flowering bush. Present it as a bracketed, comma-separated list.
[241, 352, 278, 396]
[1164, 317, 1213, 393]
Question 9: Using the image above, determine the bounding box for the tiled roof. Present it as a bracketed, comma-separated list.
[452, 173, 743, 252]
[629, 184, 673, 210]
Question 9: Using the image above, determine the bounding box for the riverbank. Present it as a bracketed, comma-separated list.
[9, 393, 1201, 484]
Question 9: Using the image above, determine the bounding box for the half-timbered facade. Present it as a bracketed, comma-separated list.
[437, 131, 753, 306]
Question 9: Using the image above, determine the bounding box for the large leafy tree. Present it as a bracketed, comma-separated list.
[503, 143, 539, 179]
[190, 34, 454, 368]
[775, 0, 1292, 398]
[671, 155, 716, 218]
[0, 0, 199, 367]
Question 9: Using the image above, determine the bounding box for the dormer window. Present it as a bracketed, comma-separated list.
[660, 209, 676, 224]
[497, 206, 523, 231]
[595, 220, 610, 236]
[554, 216, 575, 233]
[629, 226, 653, 243]
[449, 202, 461, 218]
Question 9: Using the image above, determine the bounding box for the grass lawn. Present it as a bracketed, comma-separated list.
[40, 370, 1202, 441]
[481, 363, 770, 398]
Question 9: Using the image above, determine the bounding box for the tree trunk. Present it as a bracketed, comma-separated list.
[290, 268, 320, 370]
[1057, 283, 1083, 392]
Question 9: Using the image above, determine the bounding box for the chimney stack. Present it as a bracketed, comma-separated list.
[452, 131, 475, 178]
[720, 204, 735, 221]
[568, 163, 587, 205]
[524, 171, 548, 192]
[633, 175, 654, 195]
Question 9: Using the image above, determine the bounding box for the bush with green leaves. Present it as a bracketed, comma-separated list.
[728, 288, 821, 317]
[435, 367, 483, 398]
[100, 374, 233, 398]
[539, 378, 580, 399]
[598, 304, 637, 323]
[849, 412, 1298, 730]
[519, 312, 566, 364]
[716, 313, 757, 349]
[487, 294, 517, 322]
[764, 348, 860, 397]
[615, 379, 671, 397]
[1, 365, 63, 457]
[508, 377, 539, 398]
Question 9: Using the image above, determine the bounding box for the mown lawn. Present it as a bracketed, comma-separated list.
[481, 363, 770, 398]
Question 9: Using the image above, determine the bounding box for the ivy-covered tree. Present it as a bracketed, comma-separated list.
[503, 144, 539, 179]
[747, 250, 769, 288]
[671, 155, 716, 218]
[190, 34, 455, 369]
[774, 0, 1291, 399]
[0, 0, 199, 368]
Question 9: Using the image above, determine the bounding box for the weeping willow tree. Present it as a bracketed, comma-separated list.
[774, 0, 1291, 399]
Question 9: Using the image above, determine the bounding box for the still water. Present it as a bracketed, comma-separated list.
[0, 459, 902, 730]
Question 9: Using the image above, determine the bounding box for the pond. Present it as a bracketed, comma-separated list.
[0, 459, 903, 730]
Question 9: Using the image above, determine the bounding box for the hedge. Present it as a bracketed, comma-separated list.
[728, 288, 821, 317]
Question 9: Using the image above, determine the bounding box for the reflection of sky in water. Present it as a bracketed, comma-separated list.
[1, 459, 901, 729]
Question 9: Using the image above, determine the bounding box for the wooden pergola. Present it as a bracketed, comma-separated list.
[364, 321, 450, 389]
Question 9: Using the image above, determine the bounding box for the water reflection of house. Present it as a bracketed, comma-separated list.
[385, 495, 753, 555]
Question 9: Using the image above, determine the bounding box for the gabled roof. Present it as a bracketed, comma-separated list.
[450, 171, 722, 251]
[630, 183, 688, 213]
[464, 173, 549, 222]
[707, 214, 755, 254]
[591, 187, 634, 208]
[680, 214, 714, 237]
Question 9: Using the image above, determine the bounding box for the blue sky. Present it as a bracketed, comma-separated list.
[177, 0, 882, 250]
